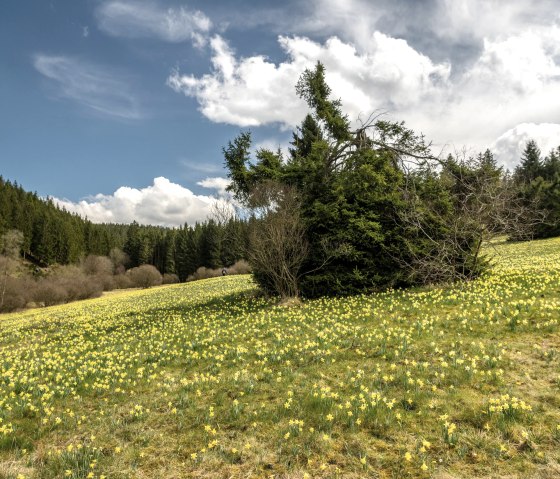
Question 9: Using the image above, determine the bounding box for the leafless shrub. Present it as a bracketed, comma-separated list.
[162, 273, 180, 284]
[109, 248, 130, 274]
[247, 182, 308, 299]
[82, 255, 113, 276]
[113, 273, 133, 289]
[186, 260, 251, 282]
[33, 279, 68, 306]
[187, 266, 222, 282]
[227, 260, 252, 275]
[59, 276, 103, 302]
[1, 230, 24, 310]
[127, 264, 163, 288]
[0, 277, 32, 312]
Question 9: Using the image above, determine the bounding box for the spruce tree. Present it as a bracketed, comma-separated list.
[515, 140, 543, 183]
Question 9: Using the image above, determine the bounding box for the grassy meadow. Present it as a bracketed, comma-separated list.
[1, 238, 559, 478]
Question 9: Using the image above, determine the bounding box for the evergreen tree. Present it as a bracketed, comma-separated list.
[515, 140, 543, 183]
[223, 62, 474, 297]
[124, 221, 142, 267]
[200, 220, 222, 269]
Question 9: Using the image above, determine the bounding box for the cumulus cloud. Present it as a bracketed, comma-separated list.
[170, 17, 560, 167]
[96, 0, 212, 45]
[263, 0, 560, 68]
[491, 123, 560, 170]
[33, 54, 143, 119]
[54, 177, 230, 227]
[196, 177, 231, 197]
[168, 33, 450, 129]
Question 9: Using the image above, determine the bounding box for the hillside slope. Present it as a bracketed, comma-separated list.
[1, 239, 559, 478]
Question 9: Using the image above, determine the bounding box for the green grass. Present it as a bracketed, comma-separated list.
[1, 238, 559, 478]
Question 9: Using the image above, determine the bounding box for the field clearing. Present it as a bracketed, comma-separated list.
[1, 239, 559, 478]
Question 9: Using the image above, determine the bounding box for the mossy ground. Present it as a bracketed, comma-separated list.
[1, 238, 559, 478]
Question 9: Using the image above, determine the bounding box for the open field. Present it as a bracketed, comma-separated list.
[1, 239, 559, 478]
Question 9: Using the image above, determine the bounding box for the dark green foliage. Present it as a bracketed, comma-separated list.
[200, 219, 222, 269]
[515, 140, 542, 183]
[220, 218, 247, 267]
[513, 141, 560, 239]
[224, 62, 485, 298]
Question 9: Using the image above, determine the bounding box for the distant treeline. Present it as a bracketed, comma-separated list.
[0, 177, 249, 280]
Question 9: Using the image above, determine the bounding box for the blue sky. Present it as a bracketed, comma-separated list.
[2, 0, 560, 225]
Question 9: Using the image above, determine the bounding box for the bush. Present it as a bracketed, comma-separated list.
[59, 276, 103, 302]
[0, 277, 32, 312]
[113, 273, 133, 289]
[109, 248, 130, 273]
[186, 260, 252, 282]
[82, 255, 113, 276]
[33, 279, 68, 306]
[127, 265, 163, 288]
[227, 260, 252, 275]
[187, 266, 221, 282]
[162, 273, 180, 284]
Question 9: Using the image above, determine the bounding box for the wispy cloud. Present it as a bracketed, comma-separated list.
[33, 54, 143, 120]
[96, 1, 212, 45]
[179, 158, 223, 174]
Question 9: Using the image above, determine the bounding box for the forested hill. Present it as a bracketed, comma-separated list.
[0, 176, 248, 280]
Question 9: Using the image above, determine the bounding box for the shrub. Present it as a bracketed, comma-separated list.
[162, 273, 180, 284]
[127, 265, 163, 288]
[82, 255, 113, 276]
[227, 260, 252, 275]
[187, 266, 221, 282]
[109, 248, 130, 272]
[59, 276, 103, 302]
[186, 260, 252, 282]
[0, 277, 31, 312]
[33, 279, 68, 306]
[113, 273, 133, 289]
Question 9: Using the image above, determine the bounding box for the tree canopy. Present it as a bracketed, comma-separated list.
[223, 62, 490, 298]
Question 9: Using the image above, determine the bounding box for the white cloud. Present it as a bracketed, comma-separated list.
[82, 26, 89, 38]
[33, 54, 143, 120]
[167, 33, 450, 129]
[96, 1, 212, 44]
[463, 30, 560, 96]
[491, 123, 560, 170]
[54, 177, 230, 227]
[171, 25, 560, 165]
[196, 177, 231, 197]
[163, 0, 560, 170]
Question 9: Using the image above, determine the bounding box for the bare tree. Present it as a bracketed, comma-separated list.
[0, 230, 24, 310]
[210, 198, 237, 226]
[247, 182, 308, 299]
[109, 247, 130, 275]
[82, 254, 113, 276]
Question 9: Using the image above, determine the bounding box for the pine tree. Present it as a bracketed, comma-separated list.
[515, 140, 543, 183]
